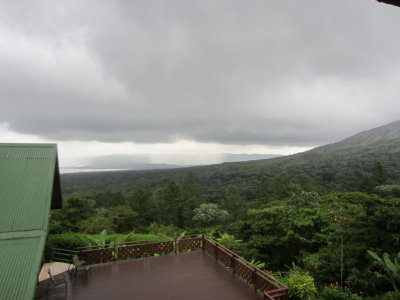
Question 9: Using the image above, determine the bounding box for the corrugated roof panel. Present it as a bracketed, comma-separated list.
[0, 232, 46, 300]
[0, 144, 56, 233]
[0, 143, 56, 158]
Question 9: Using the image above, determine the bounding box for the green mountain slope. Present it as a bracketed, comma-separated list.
[61, 120, 400, 201]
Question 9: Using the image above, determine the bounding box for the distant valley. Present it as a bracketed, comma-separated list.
[61, 153, 281, 173]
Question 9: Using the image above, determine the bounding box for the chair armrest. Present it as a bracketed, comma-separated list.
[75, 260, 87, 267]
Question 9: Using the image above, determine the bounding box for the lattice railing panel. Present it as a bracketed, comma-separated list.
[203, 239, 215, 256]
[148, 241, 173, 255]
[218, 248, 231, 266]
[234, 260, 253, 284]
[81, 248, 113, 264]
[254, 272, 271, 291]
[118, 244, 147, 259]
[177, 238, 202, 252]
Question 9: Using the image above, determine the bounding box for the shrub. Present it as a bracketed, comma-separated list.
[367, 250, 400, 292]
[374, 185, 400, 198]
[45, 233, 89, 260]
[45, 232, 164, 260]
[192, 203, 229, 227]
[46, 233, 89, 250]
[364, 291, 400, 300]
[77, 216, 116, 234]
[147, 223, 183, 237]
[319, 287, 361, 300]
[279, 268, 317, 300]
[216, 233, 246, 254]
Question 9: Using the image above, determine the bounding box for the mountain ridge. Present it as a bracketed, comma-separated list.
[322, 120, 400, 149]
[61, 120, 400, 200]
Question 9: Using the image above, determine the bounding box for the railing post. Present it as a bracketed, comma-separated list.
[201, 234, 205, 251]
[230, 253, 236, 276]
[215, 243, 219, 261]
[252, 266, 257, 292]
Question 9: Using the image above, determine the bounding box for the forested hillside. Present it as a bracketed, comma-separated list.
[62, 120, 400, 201]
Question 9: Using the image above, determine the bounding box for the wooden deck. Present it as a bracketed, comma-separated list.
[36, 251, 263, 300]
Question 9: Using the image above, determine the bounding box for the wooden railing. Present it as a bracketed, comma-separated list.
[77, 234, 288, 300]
[78, 234, 202, 264]
[201, 235, 288, 300]
[48, 247, 79, 263]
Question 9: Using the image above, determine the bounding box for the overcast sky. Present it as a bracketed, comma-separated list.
[0, 0, 399, 169]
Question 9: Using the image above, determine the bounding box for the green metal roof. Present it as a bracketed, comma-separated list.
[0, 143, 62, 300]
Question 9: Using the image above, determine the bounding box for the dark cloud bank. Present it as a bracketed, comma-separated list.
[0, 0, 399, 146]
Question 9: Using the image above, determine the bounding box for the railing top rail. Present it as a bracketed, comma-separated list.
[50, 247, 79, 253]
[77, 234, 203, 250]
[176, 236, 202, 240]
[265, 287, 289, 294]
[78, 238, 168, 250]
[264, 294, 275, 300]
[265, 288, 289, 300]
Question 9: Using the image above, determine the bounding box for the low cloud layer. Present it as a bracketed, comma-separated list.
[1, 0, 399, 147]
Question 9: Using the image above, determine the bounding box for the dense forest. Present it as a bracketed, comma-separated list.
[51, 121, 400, 299]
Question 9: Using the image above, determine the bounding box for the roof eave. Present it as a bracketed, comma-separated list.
[51, 153, 63, 209]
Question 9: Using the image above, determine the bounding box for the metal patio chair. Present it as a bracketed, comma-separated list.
[71, 254, 91, 277]
[46, 269, 67, 295]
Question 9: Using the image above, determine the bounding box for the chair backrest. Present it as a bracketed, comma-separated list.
[48, 269, 55, 282]
[72, 255, 79, 265]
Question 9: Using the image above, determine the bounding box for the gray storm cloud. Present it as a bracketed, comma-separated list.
[0, 0, 399, 146]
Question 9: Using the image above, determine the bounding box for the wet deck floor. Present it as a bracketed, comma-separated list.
[36, 251, 263, 300]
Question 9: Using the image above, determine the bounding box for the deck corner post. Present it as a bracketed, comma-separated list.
[231, 254, 236, 276]
[174, 237, 178, 254]
[145, 241, 149, 258]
